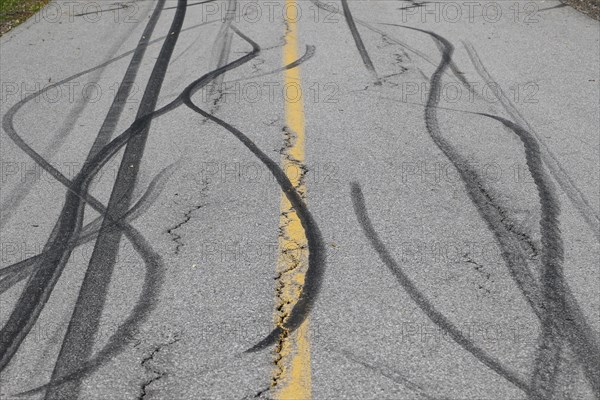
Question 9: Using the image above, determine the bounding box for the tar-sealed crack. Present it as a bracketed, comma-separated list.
[138, 333, 181, 400]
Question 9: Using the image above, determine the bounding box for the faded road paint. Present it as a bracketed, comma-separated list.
[272, 0, 312, 397]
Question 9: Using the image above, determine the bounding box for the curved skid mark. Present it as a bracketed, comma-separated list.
[399, 23, 547, 320]
[350, 183, 530, 394]
[7, 25, 293, 396]
[378, 22, 477, 97]
[0, 163, 178, 295]
[0, 0, 183, 376]
[47, 1, 189, 397]
[180, 26, 326, 353]
[225, 44, 316, 84]
[204, 0, 237, 110]
[0, 17, 220, 228]
[14, 226, 165, 398]
[479, 113, 600, 398]
[464, 41, 600, 242]
[0, 34, 136, 228]
[309, 0, 473, 93]
[376, 21, 598, 397]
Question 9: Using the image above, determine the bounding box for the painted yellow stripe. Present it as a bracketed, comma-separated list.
[272, 0, 311, 398]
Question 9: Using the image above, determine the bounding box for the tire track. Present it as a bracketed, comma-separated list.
[47, 1, 187, 397]
[415, 25, 597, 398]
[395, 23, 547, 322]
[464, 41, 600, 242]
[180, 27, 325, 354]
[0, 0, 176, 374]
[225, 44, 315, 84]
[377, 22, 477, 98]
[0, 11, 221, 229]
[0, 163, 177, 295]
[478, 113, 600, 399]
[7, 21, 284, 398]
[0, 115, 168, 382]
[204, 0, 237, 110]
[369, 21, 598, 398]
[333, 348, 449, 400]
[0, 6, 148, 229]
[3, 4, 317, 394]
[308, 0, 474, 93]
[339, 0, 379, 83]
[350, 182, 531, 394]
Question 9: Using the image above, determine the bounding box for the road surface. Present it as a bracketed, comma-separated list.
[1, 0, 599, 399]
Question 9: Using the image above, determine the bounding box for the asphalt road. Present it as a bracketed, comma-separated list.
[0, 0, 599, 399]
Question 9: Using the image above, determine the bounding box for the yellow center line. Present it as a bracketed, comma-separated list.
[272, 0, 311, 398]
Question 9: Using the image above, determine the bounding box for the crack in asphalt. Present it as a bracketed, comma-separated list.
[138, 333, 181, 400]
[239, 385, 271, 399]
[166, 180, 209, 254]
[279, 127, 308, 196]
[167, 204, 205, 254]
[462, 253, 493, 296]
[479, 189, 540, 261]
[270, 126, 308, 389]
[253, 387, 271, 399]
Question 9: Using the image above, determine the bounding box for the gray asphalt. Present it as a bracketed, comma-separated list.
[1, 0, 599, 399]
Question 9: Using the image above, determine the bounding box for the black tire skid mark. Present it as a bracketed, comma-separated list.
[346, 85, 593, 398]
[0, 8, 148, 229]
[0, 17, 222, 183]
[355, 93, 551, 315]
[0, 163, 178, 295]
[0, 14, 290, 213]
[339, 0, 380, 83]
[225, 44, 316, 84]
[9, 18, 291, 399]
[11, 223, 165, 398]
[349, 183, 531, 394]
[0, 0, 175, 375]
[204, 0, 237, 109]
[46, 1, 188, 397]
[373, 21, 598, 398]
[25, 0, 173, 267]
[377, 22, 478, 99]
[74, 163, 180, 249]
[415, 25, 598, 399]
[169, 1, 237, 68]
[179, 26, 326, 353]
[463, 41, 600, 242]
[169, 0, 263, 68]
[164, 0, 217, 11]
[478, 113, 600, 399]
[308, 0, 474, 93]
[0, 126, 167, 382]
[333, 348, 447, 400]
[0, 12, 221, 231]
[405, 28, 560, 399]
[85, 0, 171, 164]
[461, 39, 598, 396]
[159, 43, 314, 104]
[398, 24, 546, 317]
